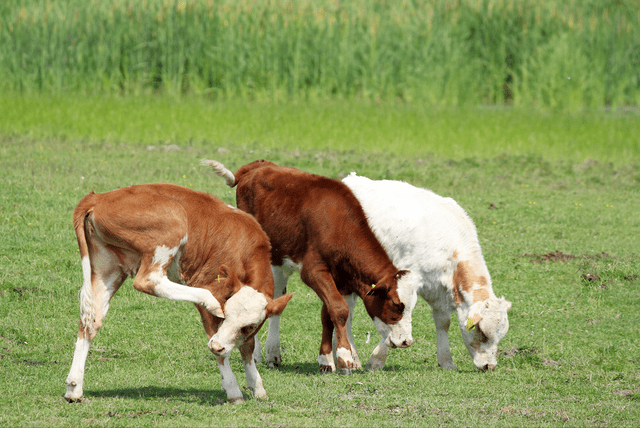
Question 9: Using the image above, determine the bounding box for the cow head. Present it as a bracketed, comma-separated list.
[459, 297, 511, 370]
[207, 266, 293, 357]
[367, 270, 415, 349]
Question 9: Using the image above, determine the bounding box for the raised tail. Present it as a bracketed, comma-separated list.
[201, 159, 237, 187]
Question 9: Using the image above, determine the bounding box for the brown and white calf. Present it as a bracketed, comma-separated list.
[65, 183, 292, 403]
[342, 173, 511, 371]
[203, 160, 412, 374]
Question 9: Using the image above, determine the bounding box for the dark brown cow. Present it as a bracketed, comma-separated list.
[65, 183, 292, 403]
[203, 160, 412, 374]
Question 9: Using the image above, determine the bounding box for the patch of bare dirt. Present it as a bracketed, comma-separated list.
[523, 251, 577, 263]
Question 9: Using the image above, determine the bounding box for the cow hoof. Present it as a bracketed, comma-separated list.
[227, 397, 244, 404]
[64, 396, 84, 404]
[338, 368, 353, 376]
[253, 391, 268, 400]
[319, 365, 334, 373]
[438, 362, 457, 370]
[364, 362, 383, 371]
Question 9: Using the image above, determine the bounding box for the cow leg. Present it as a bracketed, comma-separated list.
[263, 265, 290, 367]
[240, 337, 267, 399]
[366, 339, 389, 370]
[196, 306, 244, 403]
[216, 355, 244, 403]
[133, 254, 224, 318]
[319, 303, 337, 372]
[301, 261, 353, 375]
[333, 293, 362, 370]
[65, 254, 125, 402]
[432, 306, 457, 370]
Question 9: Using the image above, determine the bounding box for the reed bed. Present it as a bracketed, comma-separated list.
[2, 0, 639, 108]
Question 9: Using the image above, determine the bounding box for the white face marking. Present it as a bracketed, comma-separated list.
[372, 278, 416, 348]
[209, 287, 269, 355]
[462, 298, 510, 369]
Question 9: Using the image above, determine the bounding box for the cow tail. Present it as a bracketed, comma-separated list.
[201, 159, 237, 187]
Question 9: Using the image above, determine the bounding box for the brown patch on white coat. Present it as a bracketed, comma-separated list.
[452, 259, 491, 306]
[340, 173, 511, 372]
[451, 252, 511, 371]
[64, 183, 292, 404]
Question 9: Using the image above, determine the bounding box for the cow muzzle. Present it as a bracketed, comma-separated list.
[208, 339, 232, 356]
[387, 336, 413, 349]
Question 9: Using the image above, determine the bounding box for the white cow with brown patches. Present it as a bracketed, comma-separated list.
[65, 183, 292, 403]
[342, 173, 511, 371]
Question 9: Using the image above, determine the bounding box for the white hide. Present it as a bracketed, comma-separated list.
[342, 173, 511, 371]
[209, 286, 268, 356]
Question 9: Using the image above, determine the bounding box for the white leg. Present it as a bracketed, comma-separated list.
[366, 339, 389, 370]
[244, 358, 267, 399]
[65, 337, 91, 402]
[217, 355, 243, 403]
[264, 265, 289, 366]
[318, 351, 336, 372]
[152, 276, 224, 318]
[432, 307, 457, 370]
[65, 259, 123, 402]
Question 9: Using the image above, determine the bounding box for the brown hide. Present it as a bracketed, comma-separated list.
[75, 183, 274, 304]
[231, 160, 405, 324]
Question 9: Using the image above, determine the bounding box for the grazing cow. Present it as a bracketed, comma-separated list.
[65, 183, 292, 403]
[342, 173, 511, 371]
[203, 160, 412, 374]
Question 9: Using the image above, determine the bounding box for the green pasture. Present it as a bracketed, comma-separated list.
[2, 94, 640, 162]
[1, 97, 639, 426]
[1, 0, 640, 425]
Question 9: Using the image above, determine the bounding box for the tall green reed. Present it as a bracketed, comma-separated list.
[1, 0, 639, 108]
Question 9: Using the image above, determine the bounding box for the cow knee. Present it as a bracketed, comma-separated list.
[328, 302, 349, 326]
[132, 274, 157, 296]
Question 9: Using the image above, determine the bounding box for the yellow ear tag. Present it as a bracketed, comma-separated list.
[466, 317, 476, 331]
[217, 274, 222, 283]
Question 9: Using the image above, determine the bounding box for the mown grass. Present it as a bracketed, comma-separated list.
[1, 115, 639, 426]
[1, 94, 640, 163]
[2, 0, 639, 108]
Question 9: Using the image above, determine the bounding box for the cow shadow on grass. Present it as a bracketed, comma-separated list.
[265, 362, 457, 375]
[84, 386, 234, 406]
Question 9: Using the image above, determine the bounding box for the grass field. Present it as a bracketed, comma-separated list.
[1, 98, 639, 426]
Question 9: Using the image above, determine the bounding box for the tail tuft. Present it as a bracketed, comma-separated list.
[201, 159, 236, 187]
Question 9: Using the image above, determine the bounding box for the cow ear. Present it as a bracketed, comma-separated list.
[366, 284, 378, 296]
[367, 282, 388, 296]
[368, 274, 395, 296]
[503, 298, 512, 311]
[466, 313, 483, 331]
[266, 293, 293, 318]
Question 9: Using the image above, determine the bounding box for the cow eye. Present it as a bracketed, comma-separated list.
[477, 326, 488, 342]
